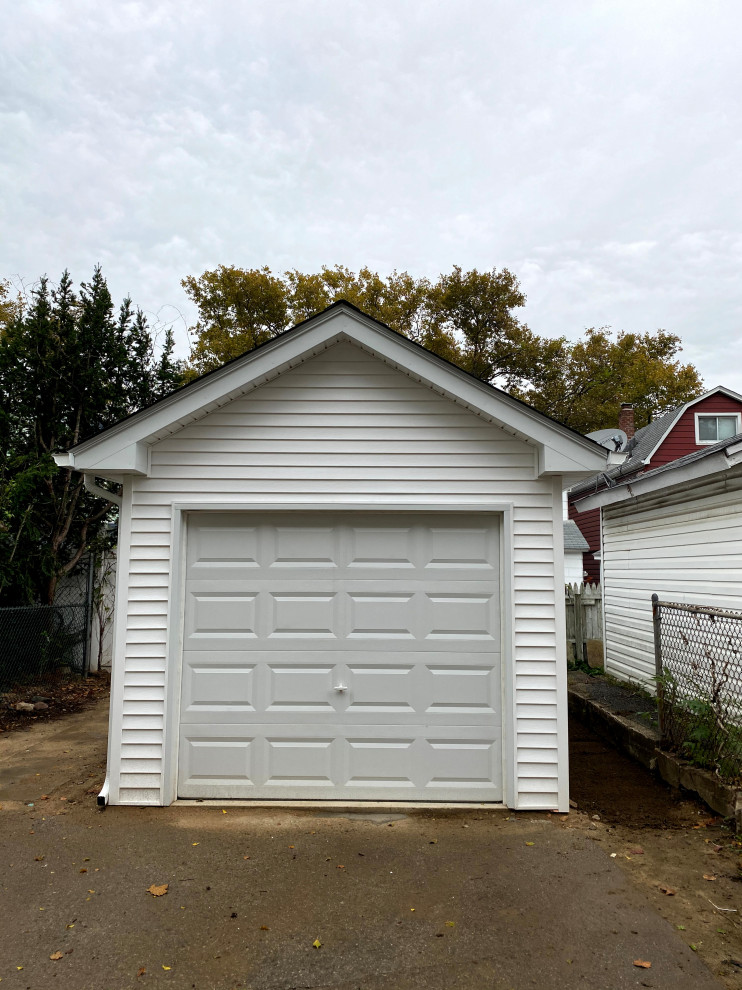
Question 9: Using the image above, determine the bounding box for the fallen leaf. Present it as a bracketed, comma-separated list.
[79, 868, 87, 874]
[659, 885, 677, 895]
[703, 874, 717, 881]
[147, 883, 169, 897]
[289, 845, 295, 849]
[690, 944, 698, 952]
[192, 842, 199, 846]
[676, 925, 686, 930]
[222, 809, 227, 814]
[525, 842, 535, 847]
[87, 889, 95, 894]
[35, 856, 44, 862]
[336, 864, 345, 869]
[630, 847, 644, 855]
[445, 921, 456, 927]
[610, 853, 617, 858]
[260, 925, 269, 931]
[633, 960, 651, 969]
[137, 967, 146, 978]
[429, 839, 438, 844]
[162, 964, 171, 970]
[312, 938, 322, 949]
[410, 908, 415, 912]
[49, 952, 64, 961]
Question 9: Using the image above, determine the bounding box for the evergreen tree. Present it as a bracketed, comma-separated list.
[0, 267, 183, 604]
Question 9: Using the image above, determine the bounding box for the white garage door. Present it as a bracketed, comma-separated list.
[177, 512, 502, 801]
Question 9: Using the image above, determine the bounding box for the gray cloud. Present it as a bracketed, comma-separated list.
[2, 0, 741, 393]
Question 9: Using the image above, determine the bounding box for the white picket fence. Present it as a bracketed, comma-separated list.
[565, 582, 603, 664]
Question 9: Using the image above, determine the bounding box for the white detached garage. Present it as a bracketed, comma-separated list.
[55, 303, 612, 810]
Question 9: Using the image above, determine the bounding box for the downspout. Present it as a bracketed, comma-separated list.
[83, 475, 121, 807]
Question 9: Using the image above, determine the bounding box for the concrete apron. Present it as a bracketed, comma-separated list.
[0, 703, 723, 990]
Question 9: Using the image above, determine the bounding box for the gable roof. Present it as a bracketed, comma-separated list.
[569, 386, 742, 499]
[54, 300, 613, 480]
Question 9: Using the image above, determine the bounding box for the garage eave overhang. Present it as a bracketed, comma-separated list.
[574, 442, 742, 512]
[55, 303, 616, 479]
[53, 441, 148, 476]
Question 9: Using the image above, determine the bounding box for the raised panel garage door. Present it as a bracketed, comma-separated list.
[177, 512, 502, 801]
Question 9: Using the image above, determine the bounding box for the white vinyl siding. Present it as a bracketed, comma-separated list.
[601, 472, 742, 687]
[114, 341, 565, 808]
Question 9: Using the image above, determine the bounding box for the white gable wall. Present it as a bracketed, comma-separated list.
[602, 472, 742, 686]
[111, 341, 567, 808]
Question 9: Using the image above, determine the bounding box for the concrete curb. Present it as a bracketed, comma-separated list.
[568, 680, 742, 831]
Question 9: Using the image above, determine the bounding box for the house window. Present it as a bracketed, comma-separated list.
[695, 413, 741, 443]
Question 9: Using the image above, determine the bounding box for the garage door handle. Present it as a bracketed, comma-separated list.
[334, 683, 348, 692]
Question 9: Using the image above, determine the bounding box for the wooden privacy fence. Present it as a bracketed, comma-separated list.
[565, 582, 603, 665]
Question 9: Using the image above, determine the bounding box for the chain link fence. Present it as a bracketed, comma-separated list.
[652, 595, 742, 782]
[0, 563, 94, 692]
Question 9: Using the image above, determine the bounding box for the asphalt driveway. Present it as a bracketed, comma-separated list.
[0, 701, 724, 990]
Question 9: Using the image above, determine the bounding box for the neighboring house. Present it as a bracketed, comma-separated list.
[568, 387, 742, 582]
[54, 302, 613, 810]
[573, 433, 742, 687]
[563, 520, 589, 584]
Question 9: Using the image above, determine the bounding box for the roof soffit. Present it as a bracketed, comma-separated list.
[63, 304, 611, 477]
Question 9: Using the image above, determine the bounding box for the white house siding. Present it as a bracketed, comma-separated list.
[602, 473, 742, 686]
[563, 551, 584, 585]
[114, 341, 565, 808]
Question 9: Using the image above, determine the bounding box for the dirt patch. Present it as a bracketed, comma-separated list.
[0, 672, 110, 735]
[570, 714, 742, 987]
[570, 715, 697, 827]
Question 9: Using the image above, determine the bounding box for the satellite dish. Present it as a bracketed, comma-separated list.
[586, 428, 628, 452]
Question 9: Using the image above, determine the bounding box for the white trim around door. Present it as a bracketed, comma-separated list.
[160, 501, 515, 807]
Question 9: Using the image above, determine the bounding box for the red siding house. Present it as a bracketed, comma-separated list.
[567, 387, 742, 582]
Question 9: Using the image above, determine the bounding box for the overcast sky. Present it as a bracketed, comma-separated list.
[3, 0, 742, 396]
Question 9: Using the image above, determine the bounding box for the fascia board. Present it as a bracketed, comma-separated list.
[343, 319, 610, 463]
[687, 385, 742, 406]
[537, 444, 609, 478]
[72, 440, 149, 475]
[575, 447, 742, 512]
[68, 317, 351, 462]
[65, 304, 609, 470]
